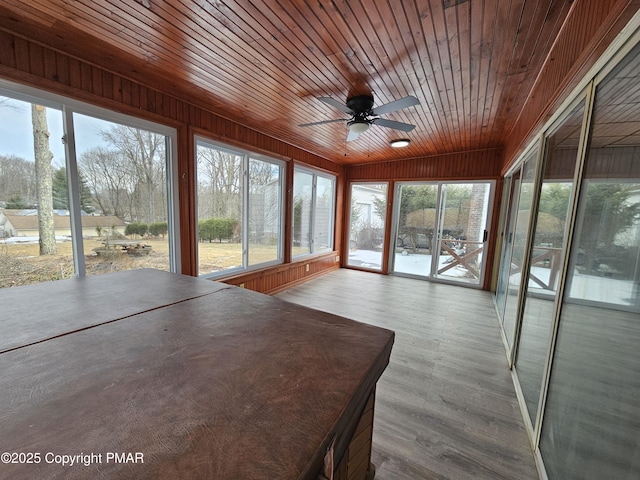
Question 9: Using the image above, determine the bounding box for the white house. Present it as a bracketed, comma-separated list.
[0, 209, 126, 239]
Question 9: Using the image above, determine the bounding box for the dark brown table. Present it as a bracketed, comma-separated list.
[0, 269, 393, 480]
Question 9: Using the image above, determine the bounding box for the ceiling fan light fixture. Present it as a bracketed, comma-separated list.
[390, 139, 410, 148]
[347, 120, 370, 134]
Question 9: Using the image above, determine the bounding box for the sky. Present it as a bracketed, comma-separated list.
[0, 95, 110, 168]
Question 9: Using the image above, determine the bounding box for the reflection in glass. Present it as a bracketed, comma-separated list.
[501, 150, 538, 349]
[568, 179, 640, 305]
[540, 43, 640, 480]
[515, 100, 584, 426]
[495, 176, 515, 316]
[248, 157, 282, 266]
[292, 169, 335, 257]
[348, 183, 388, 270]
[292, 170, 313, 256]
[313, 175, 334, 253]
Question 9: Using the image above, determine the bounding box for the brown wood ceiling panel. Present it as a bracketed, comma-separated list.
[2, 0, 630, 166]
[498, 1, 571, 129]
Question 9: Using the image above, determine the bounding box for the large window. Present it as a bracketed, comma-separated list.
[0, 82, 178, 288]
[195, 138, 284, 277]
[292, 166, 335, 257]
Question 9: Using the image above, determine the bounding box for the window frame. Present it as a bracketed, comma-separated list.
[292, 164, 336, 258]
[346, 181, 389, 271]
[194, 136, 286, 278]
[0, 78, 181, 276]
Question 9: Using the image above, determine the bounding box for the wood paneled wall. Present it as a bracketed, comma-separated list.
[346, 149, 503, 181]
[0, 30, 344, 292]
[503, 0, 640, 169]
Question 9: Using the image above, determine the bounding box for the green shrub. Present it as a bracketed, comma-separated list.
[148, 222, 168, 237]
[198, 217, 237, 243]
[125, 222, 148, 237]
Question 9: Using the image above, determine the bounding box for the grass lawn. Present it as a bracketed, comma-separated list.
[1, 237, 282, 288]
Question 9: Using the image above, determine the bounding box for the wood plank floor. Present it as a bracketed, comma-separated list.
[275, 269, 539, 480]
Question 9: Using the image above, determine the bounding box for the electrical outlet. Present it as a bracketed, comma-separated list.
[305, 264, 310, 272]
[336, 255, 340, 262]
[239, 283, 245, 288]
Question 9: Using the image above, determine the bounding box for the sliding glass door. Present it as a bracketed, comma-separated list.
[539, 45, 640, 478]
[434, 183, 492, 284]
[514, 99, 585, 429]
[494, 29, 640, 480]
[496, 148, 539, 351]
[494, 174, 517, 320]
[392, 183, 438, 277]
[391, 181, 493, 286]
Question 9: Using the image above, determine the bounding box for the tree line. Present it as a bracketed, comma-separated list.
[1, 125, 168, 224]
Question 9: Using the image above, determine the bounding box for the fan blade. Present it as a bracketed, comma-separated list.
[371, 95, 420, 115]
[373, 118, 416, 132]
[318, 97, 353, 114]
[346, 130, 360, 142]
[299, 118, 345, 127]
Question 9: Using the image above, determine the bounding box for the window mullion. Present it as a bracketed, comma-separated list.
[309, 174, 318, 254]
[165, 136, 180, 273]
[62, 107, 86, 277]
[242, 154, 249, 267]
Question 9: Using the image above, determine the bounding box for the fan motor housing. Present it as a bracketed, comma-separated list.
[346, 95, 374, 115]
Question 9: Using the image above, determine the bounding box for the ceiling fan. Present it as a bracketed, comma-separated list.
[299, 94, 420, 141]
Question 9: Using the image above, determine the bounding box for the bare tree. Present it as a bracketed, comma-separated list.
[248, 158, 278, 241]
[197, 147, 242, 219]
[0, 155, 36, 205]
[100, 126, 166, 223]
[0, 99, 37, 207]
[80, 147, 135, 219]
[32, 104, 56, 255]
[248, 158, 275, 191]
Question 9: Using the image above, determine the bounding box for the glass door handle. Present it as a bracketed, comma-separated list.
[483, 230, 488, 242]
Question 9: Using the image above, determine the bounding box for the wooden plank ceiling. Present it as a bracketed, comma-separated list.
[0, 0, 574, 165]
